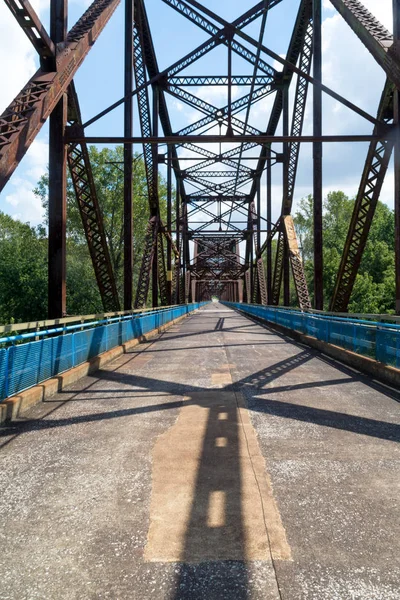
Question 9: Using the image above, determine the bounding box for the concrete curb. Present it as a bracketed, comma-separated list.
[235, 309, 400, 390]
[0, 309, 197, 425]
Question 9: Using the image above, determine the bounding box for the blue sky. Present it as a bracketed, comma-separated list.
[0, 0, 393, 228]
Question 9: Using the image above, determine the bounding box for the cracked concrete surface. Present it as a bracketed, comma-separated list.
[0, 302, 399, 599]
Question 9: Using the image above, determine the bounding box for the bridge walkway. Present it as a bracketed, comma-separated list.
[0, 302, 399, 599]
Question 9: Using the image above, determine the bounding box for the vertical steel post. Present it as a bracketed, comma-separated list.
[256, 177, 261, 254]
[283, 83, 290, 305]
[176, 186, 181, 303]
[266, 152, 272, 302]
[250, 232, 254, 301]
[151, 86, 159, 307]
[48, 0, 67, 319]
[227, 36, 233, 137]
[167, 146, 172, 305]
[256, 177, 262, 304]
[182, 205, 186, 303]
[313, 0, 323, 309]
[124, 0, 134, 310]
[394, 0, 400, 314]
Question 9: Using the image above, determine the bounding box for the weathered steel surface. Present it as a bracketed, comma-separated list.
[67, 85, 120, 312]
[0, 0, 120, 192]
[283, 216, 312, 310]
[330, 81, 394, 312]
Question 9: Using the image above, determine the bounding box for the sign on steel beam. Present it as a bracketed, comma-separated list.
[67, 84, 120, 312]
[283, 215, 311, 310]
[330, 0, 400, 89]
[330, 80, 394, 312]
[0, 0, 120, 192]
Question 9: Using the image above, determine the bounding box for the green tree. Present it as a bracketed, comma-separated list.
[293, 191, 395, 313]
[34, 146, 169, 315]
[0, 213, 48, 323]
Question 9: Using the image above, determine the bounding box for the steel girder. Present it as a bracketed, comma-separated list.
[157, 232, 168, 306]
[330, 80, 395, 312]
[256, 0, 313, 267]
[249, 201, 267, 305]
[67, 84, 120, 311]
[4, 0, 120, 314]
[250, 0, 313, 308]
[270, 1, 313, 307]
[4, 0, 55, 69]
[283, 216, 311, 310]
[3, 0, 396, 314]
[271, 228, 285, 305]
[169, 76, 274, 86]
[172, 85, 274, 138]
[134, 216, 159, 308]
[133, 6, 158, 214]
[162, 0, 278, 78]
[0, 0, 120, 191]
[329, 0, 400, 90]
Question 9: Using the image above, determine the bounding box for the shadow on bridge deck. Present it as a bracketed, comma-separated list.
[0, 302, 399, 599]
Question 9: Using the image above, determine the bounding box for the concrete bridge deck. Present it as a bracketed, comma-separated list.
[0, 302, 399, 599]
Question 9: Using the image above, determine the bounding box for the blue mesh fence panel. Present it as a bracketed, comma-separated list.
[74, 328, 95, 366]
[7, 342, 42, 397]
[106, 322, 122, 350]
[223, 302, 400, 370]
[354, 324, 376, 358]
[376, 328, 399, 368]
[0, 303, 206, 400]
[0, 349, 8, 399]
[38, 334, 74, 382]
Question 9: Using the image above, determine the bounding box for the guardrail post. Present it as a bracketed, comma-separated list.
[72, 333, 76, 368]
[4, 348, 9, 399]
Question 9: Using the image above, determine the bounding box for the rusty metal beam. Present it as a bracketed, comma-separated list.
[330, 0, 400, 89]
[4, 0, 55, 69]
[65, 134, 387, 144]
[271, 226, 285, 305]
[0, 0, 120, 192]
[134, 217, 159, 308]
[330, 80, 394, 312]
[313, 0, 323, 310]
[124, 0, 134, 310]
[283, 216, 311, 310]
[67, 84, 120, 312]
[48, 0, 68, 319]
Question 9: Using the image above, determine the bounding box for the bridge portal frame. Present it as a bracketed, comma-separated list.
[1, 0, 400, 314]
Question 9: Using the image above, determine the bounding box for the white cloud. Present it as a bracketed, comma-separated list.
[0, 1, 49, 225]
[0, 2, 40, 112]
[2, 138, 48, 226]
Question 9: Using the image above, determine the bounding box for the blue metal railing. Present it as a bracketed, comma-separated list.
[0, 303, 208, 401]
[224, 302, 400, 370]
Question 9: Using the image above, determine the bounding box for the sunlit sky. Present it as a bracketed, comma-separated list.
[0, 0, 393, 229]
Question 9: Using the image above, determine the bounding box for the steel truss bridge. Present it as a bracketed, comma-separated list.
[1, 0, 400, 316]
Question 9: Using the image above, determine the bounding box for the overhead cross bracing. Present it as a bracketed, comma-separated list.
[1, 0, 400, 315]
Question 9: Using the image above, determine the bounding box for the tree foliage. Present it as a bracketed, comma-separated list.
[0, 213, 47, 323]
[34, 146, 169, 316]
[293, 191, 395, 313]
[0, 147, 169, 323]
